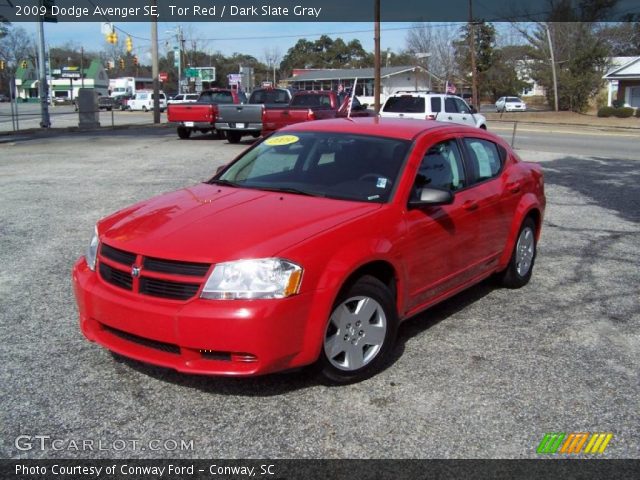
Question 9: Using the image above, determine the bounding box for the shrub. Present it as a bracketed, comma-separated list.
[612, 107, 635, 118]
[597, 106, 615, 117]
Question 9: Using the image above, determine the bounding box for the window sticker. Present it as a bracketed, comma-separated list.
[376, 178, 388, 189]
[264, 135, 299, 146]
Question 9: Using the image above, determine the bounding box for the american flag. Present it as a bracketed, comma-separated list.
[445, 81, 456, 94]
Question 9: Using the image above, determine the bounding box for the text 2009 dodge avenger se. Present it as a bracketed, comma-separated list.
[73, 117, 545, 384]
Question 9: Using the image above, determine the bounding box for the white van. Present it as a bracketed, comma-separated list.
[127, 91, 167, 112]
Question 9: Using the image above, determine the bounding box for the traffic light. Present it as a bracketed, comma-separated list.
[0, 60, 5, 70]
[21, 60, 28, 69]
[119, 58, 125, 69]
[133, 56, 138, 66]
[126, 36, 133, 53]
[106, 30, 118, 45]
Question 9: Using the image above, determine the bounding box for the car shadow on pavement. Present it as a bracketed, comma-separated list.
[540, 155, 640, 223]
[391, 278, 497, 364]
[112, 277, 498, 395]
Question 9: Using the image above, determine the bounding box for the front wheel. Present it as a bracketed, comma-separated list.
[499, 217, 537, 288]
[318, 276, 398, 384]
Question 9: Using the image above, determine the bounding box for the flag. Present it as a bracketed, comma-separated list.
[446, 81, 456, 94]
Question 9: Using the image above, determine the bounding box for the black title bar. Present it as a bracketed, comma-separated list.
[2, 0, 639, 22]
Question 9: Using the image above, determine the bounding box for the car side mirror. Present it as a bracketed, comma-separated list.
[216, 164, 227, 175]
[408, 187, 454, 208]
[360, 103, 369, 109]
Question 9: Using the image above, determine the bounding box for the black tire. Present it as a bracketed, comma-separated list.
[317, 275, 398, 384]
[499, 217, 537, 289]
[215, 130, 226, 140]
[142, 106, 148, 112]
[250, 132, 260, 138]
[479, 124, 487, 130]
[177, 127, 191, 139]
[226, 131, 242, 144]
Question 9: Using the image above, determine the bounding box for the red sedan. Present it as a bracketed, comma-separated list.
[72, 118, 545, 384]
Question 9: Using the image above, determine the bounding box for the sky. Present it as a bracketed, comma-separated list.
[21, 21, 437, 62]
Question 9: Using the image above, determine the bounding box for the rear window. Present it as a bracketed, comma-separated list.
[506, 97, 521, 102]
[383, 96, 426, 113]
[430, 97, 441, 112]
[290, 94, 332, 107]
[198, 91, 234, 104]
[249, 89, 290, 104]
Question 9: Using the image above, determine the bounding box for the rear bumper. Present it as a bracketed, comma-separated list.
[72, 257, 322, 376]
[176, 122, 214, 130]
[214, 122, 262, 133]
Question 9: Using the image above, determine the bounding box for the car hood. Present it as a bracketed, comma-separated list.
[98, 183, 380, 262]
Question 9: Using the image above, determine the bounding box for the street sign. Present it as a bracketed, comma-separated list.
[184, 68, 198, 78]
[199, 67, 216, 82]
[159, 72, 168, 82]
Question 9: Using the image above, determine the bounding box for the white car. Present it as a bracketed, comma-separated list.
[127, 91, 167, 112]
[167, 93, 199, 105]
[380, 91, 487, 129]
[495, 96, 527, 112]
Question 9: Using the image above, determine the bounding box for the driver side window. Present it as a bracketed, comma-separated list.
[415, 140, 466, 193]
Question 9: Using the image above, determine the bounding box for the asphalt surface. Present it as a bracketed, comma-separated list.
[0, 127, 638, 459]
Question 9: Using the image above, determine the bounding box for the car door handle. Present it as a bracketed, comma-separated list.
[447, 116, 453, 120]
[507, 182, 521, 194]
[463, 200, 479, 211]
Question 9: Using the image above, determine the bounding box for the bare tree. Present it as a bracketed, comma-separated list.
[263, 46, 282, 84]
[0, 25, 37, 72]
[405, 23, 459, 87]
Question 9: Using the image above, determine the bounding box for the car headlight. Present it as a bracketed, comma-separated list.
[86, 226, 99, 271]
[201, 258, 303, 300]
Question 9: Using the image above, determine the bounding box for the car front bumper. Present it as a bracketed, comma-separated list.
[72, 257, 324, 376]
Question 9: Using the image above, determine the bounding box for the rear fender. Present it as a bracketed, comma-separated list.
[497, 193, 543, 270]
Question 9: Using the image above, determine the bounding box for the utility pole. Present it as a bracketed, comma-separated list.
[151, 0, 160, 123]
[37, 19, 51, 128]
[468, 0, 478, 110]
[545, 23, 559, 112]
[374, 0, 381, 113]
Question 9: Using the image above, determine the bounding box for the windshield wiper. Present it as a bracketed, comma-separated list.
[254, 186, 320, 197]
[208, 178, 240, 187]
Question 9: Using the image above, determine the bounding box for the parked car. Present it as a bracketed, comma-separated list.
[215, 87, 294, 143]
[495, 96, 527, 112]
[167, 94, 199, 105]
[72, 118, 545, 384]
[127, 91, 167, 112]
[166, 89, 246, 139]
[261, 90, 374, 137]
[98, 96, 114, 111]
[380, 91, 487, 129]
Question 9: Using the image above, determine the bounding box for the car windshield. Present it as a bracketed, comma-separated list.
[213, 132, 410, 203]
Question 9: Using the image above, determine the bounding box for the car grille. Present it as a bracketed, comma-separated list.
[98, 243, 211, 301]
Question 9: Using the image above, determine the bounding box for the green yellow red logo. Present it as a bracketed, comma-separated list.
[537, 432, 613, 454]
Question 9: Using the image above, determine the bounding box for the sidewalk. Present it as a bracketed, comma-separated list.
[485, 110, 640, 131]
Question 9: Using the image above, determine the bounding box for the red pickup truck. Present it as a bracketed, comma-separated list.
[261, 91, 374, 136]
[167, 89, 246, 139]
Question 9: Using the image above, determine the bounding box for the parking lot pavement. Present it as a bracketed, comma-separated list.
[0, 128, 638, 459]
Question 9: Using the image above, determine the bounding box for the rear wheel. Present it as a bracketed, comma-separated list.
[226, 131, 242, 144]
[500, 217, 537, 288]
[177, 127, 191, 139]
[318, 276, 398, 384]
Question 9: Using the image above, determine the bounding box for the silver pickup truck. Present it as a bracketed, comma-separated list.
[215, 87, 294, 143]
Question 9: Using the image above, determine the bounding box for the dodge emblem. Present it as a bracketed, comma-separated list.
[131, 266, 141, 278]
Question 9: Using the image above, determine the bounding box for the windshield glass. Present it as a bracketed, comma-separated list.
[215, 132, 410, 203]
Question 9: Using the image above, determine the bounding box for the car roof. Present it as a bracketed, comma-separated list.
[279, 117, 478, 141]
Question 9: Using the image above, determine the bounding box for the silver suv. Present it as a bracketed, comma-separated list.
[380, 91, 487, 129]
